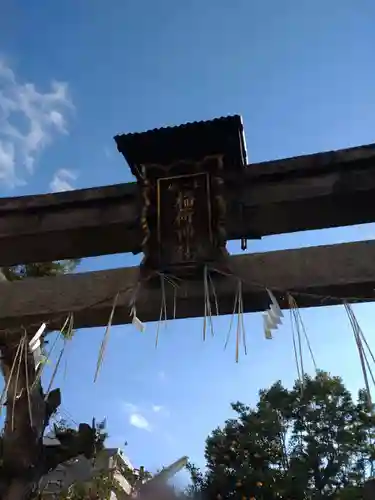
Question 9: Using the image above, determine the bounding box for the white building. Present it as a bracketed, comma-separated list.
[40, 447, 133, 499]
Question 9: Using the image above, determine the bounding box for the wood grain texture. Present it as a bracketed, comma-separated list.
[0, 240, 374, 331]
[0, 143, 374, 265]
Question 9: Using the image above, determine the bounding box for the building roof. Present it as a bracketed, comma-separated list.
[40, 448, 133, 497]
[114, 115, 248, 179]
[104, 447, 134, 469]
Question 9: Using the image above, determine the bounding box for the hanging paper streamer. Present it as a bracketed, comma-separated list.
[94, 292, 119, 383]
[30, 315, 73, 393]
[129, 282, 146, 334]
[43, 315, 75, 402]
[132, 313, 145, 333]
[131, 303, 146, 333]
[263, 289, 283, 339]
[159, 272, 181, 321]
[29, 322, 47, 371]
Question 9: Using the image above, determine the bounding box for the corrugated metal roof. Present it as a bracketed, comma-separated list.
[114, 115, 247, 179]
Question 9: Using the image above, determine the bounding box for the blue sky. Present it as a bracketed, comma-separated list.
[1, 0, 375, 481]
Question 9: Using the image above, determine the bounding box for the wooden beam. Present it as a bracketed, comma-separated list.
[236, 142, 375, 238]
[0, 143, 374, 266]
[1, 240, 374, 332]
[0, 183, 140, 267]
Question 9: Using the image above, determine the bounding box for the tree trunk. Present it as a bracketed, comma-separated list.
[364, 478, 375, 500]
[2, 479, 34, 500]
[0, 332, 95, 499]
[0, 263, 85, 499]
[0, 335, 47, 500]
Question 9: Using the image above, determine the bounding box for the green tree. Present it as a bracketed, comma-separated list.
[186, 371, 375, 499]
[0, 261, 103, 500]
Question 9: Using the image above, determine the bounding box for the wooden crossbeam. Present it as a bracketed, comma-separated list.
[0, 143, 374, 266]
[1, 240, 374, 332]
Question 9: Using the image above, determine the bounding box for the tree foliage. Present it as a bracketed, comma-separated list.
[186, 371, 375, 499]
[1, 260, 80, 282]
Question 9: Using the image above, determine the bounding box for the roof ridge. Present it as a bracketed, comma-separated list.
[115, 114, 243, 138]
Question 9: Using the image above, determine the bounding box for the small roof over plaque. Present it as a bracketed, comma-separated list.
[114, 115, 248, 179]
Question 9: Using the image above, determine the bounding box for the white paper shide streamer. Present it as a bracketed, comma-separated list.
[29, 323, 47, 371]
[131, 305, 146, 333]
[263, 289, 283, 339]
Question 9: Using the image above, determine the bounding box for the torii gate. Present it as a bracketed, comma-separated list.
[0, 115, 375, 333]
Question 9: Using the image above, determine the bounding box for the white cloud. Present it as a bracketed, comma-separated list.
[0, 59, 73, 187]
[122, 402, 152, 432]
[50, 168, 77, 192]
[122, 402, 138, 414]
[129, 413, 151, 431]
[158, 370, 166, 381]
[0, 140, 16, 185]
[152, 404, 170, 417]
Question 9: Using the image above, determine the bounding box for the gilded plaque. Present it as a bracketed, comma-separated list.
[157, 172, 212, 270]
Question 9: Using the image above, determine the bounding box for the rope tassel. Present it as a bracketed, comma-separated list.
[203, 266, 215, 341]
[155, 273, 167, 348]
[344, 303, 375, 410]
[94, 292, 119, 383]
[224, 279, 247, 362]
[288, 294, 318, 395]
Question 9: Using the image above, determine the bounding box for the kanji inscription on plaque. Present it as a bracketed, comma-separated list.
[157, 172, 213, 268]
